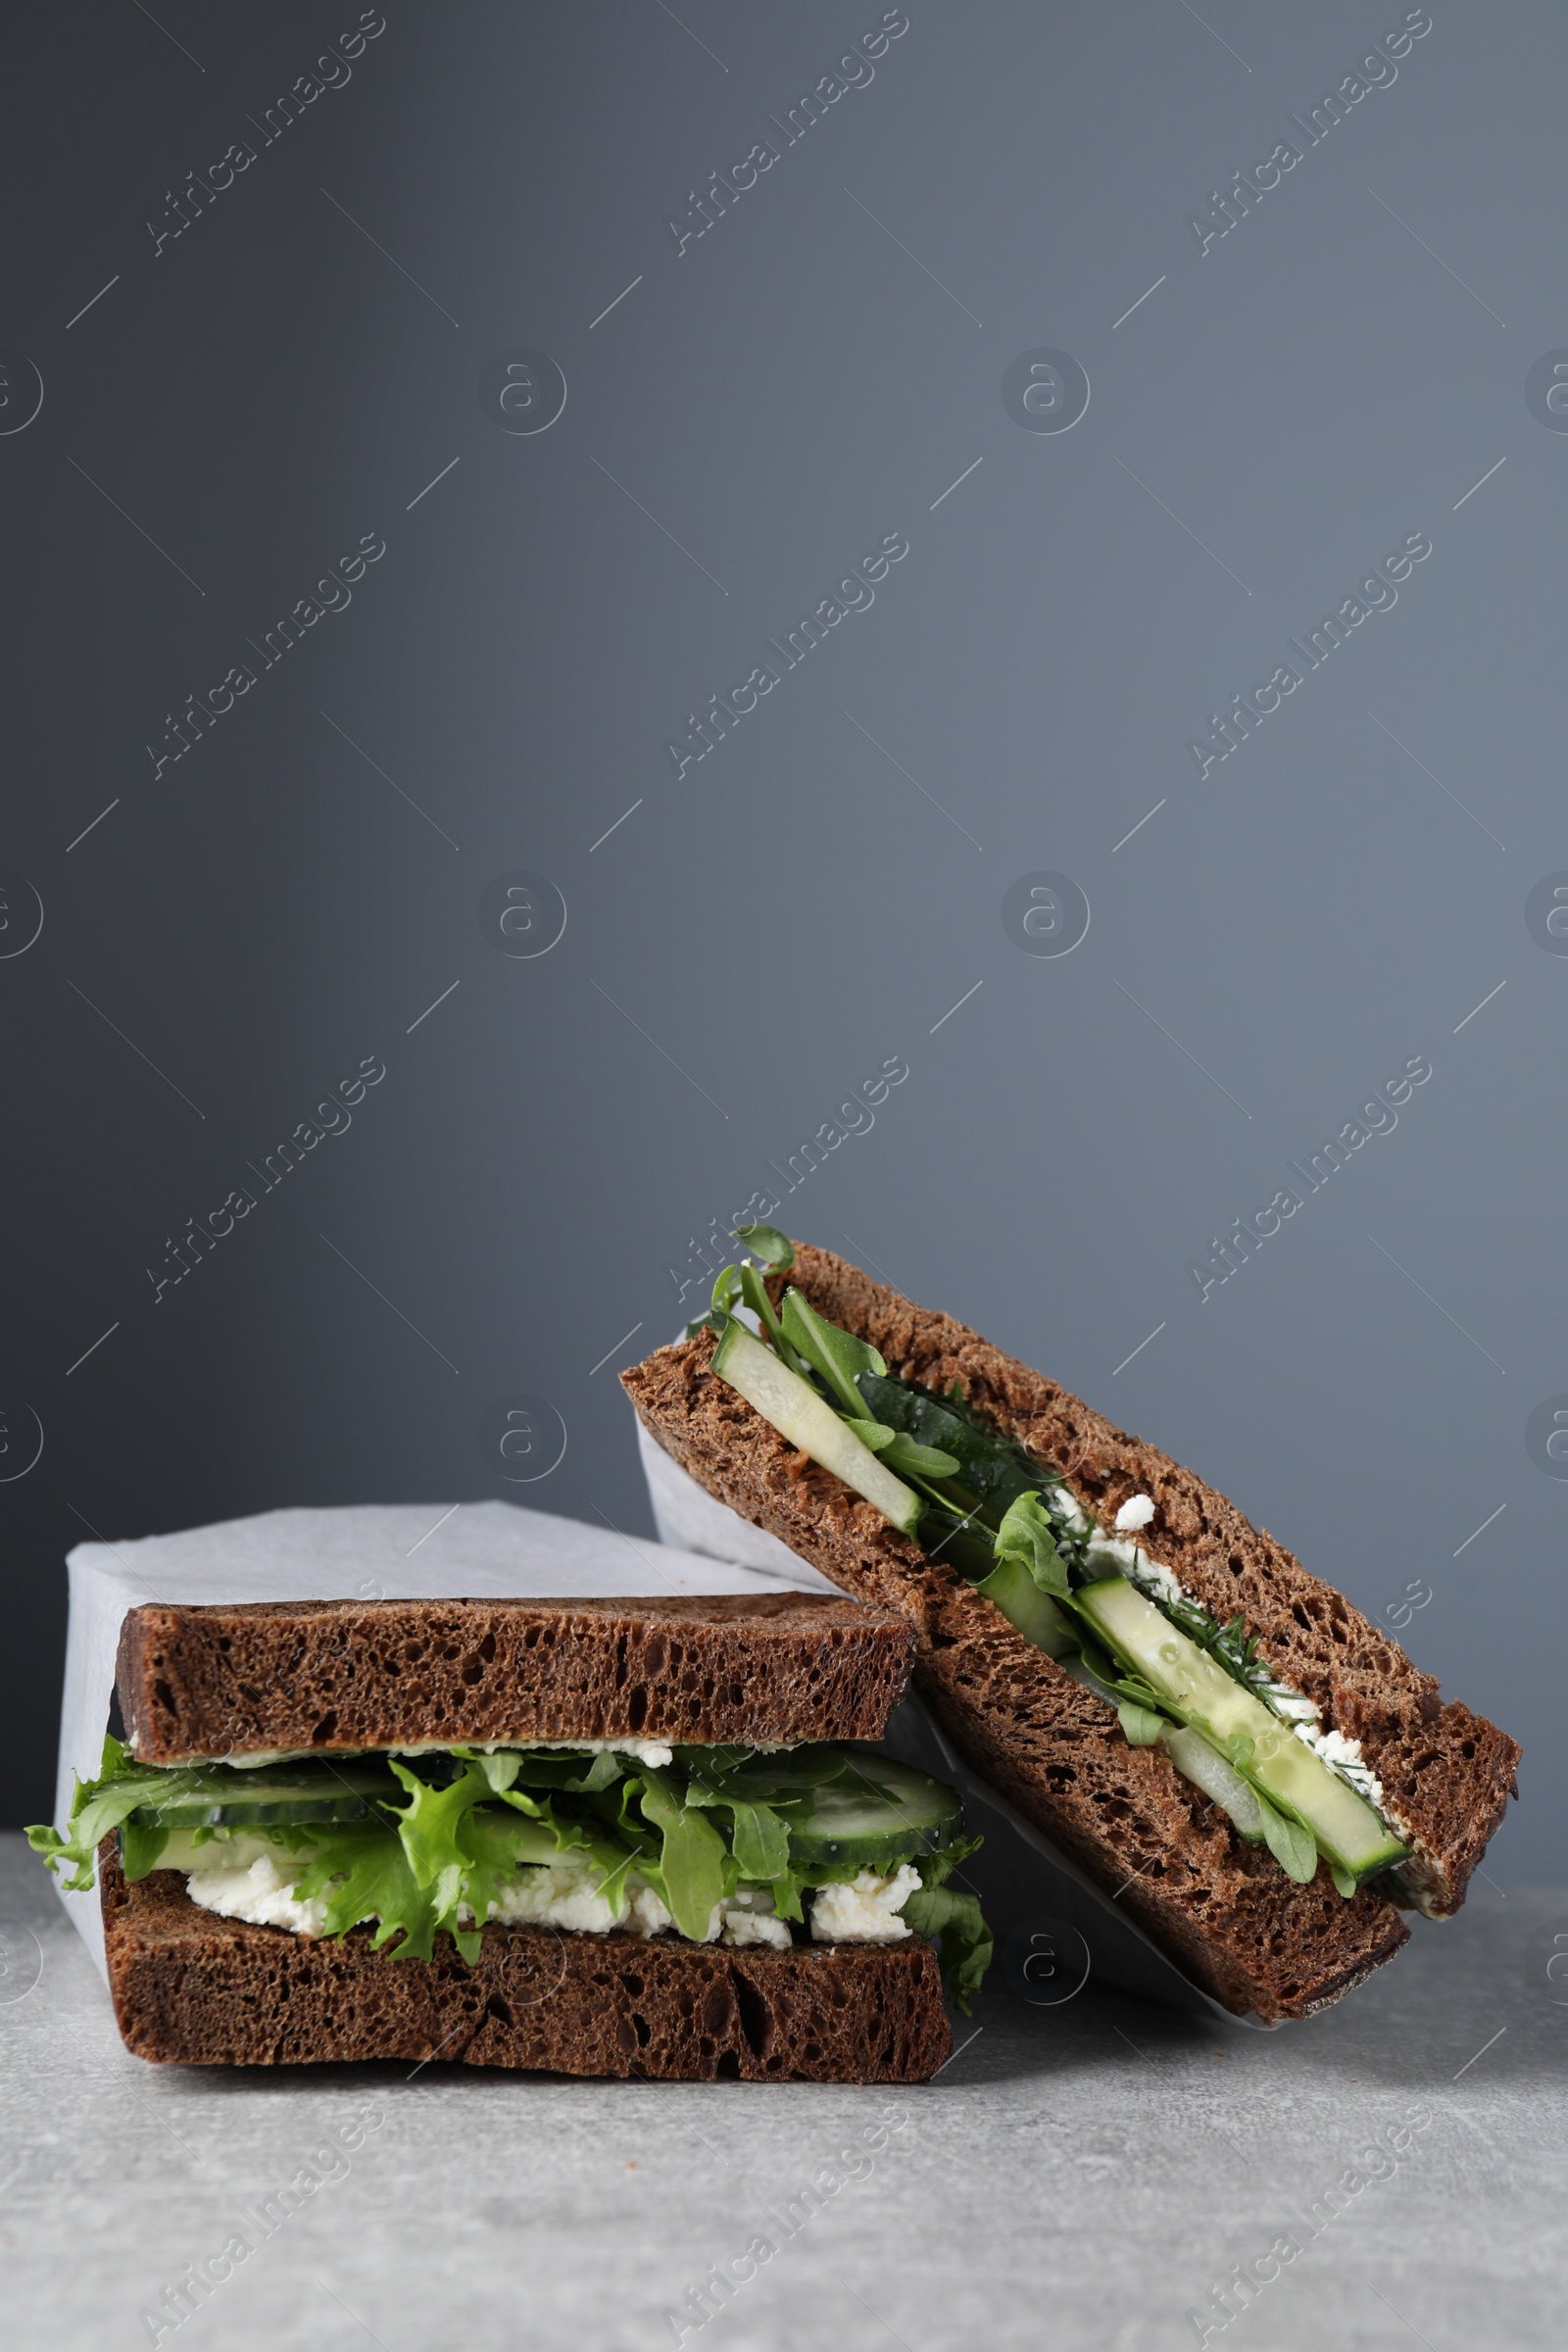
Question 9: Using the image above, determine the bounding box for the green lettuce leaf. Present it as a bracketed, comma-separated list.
[993, 1492, 1070, 1596]
[119, 1820, 171, 1880]
[682, 1780, 793, 1884]
[1116, 1699, 1166, 1746]
[496, 1786, 642, 1913]
[636, 1771, 732, 1940]
[388, 1758, 492, 1917]
[780, 1287, 888, 1417]
[880, 1431, 961, 1479]
[293, 1821, 451, 1959]
[1250, 1787, 1318, 1885]
[24, 1736, 178, 1890]
[30, 1736, 999, 1994]
[733, 1223, 794, 1268]
[844, 1415, 960, 1479]
[454, 1805, 568, 1936]
[900, 1838, 992, 2014]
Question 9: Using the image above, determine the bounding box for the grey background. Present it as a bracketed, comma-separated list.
[0, 0, 1558, 1902]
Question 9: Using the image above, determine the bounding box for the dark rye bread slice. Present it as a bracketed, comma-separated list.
[98, 1844, 950, 2081]
[623, 1246, 1519, 2019]
[117, 1591, 913, 1765]
[625, 1331, 1403, 2021]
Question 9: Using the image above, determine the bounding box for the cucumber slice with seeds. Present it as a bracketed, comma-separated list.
[786, 1756, 961, 1868]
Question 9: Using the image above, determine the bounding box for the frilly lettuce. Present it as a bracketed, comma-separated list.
[25, 1738, 994, 2006]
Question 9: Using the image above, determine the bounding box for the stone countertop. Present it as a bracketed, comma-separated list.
[1, 1837, 1562, 2352]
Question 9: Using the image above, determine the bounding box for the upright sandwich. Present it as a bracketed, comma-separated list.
[622, 1234, 1521, 2022]
[28, 1591, 990, 2079]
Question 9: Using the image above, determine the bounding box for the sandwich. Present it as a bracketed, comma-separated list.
[28, 1591, 991, 2079]
[621, 1232, 1521, 2022]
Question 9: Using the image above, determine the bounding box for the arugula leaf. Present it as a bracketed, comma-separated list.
[921, 1503, 1006, 1583]
[975, 1554, 1076, 1657]
[1074, 1638, 1120, 1690]
[769, 1871, 807, 1924]
[780, 1288, 887, 1417]
[994, 1492, 1071, 1596]
[680, 1763, 794, 1884]
[915, 1833, 983, 1891]
[900, 1865, 993, 2014]
[1250, 1788, 1318, 1885]
[449, 1747, 523, 1795]
[844, 1419, 960, 1478]
[724, 1798, 793, 1884]
[857, 1372, 1083, 1546]
[693, 1747, 852, 1806]
[880, 1432, 960, 1479]
[498, 1749, 624, 1795]
[733, 1223, 794, 1268]
[897, 1838, 992, 2014]
[1329, 1860, 1358, 1900]
[901, 1884, 992, 2013]
[636, 1771, 730, 1940]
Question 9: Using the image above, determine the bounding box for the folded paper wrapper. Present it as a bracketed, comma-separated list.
[50, 1462, 1263, 2025]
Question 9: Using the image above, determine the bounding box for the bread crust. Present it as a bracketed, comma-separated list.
[116, 1591, 913, 1764]
[98, 1844, 951, 2081]
[621, 1245, 1520, 2018]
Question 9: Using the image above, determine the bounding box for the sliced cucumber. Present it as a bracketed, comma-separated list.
[147, 1810, 564, 1878]
[711, 1319, 924, 1538]
[1158, 1724, 1265, 1843]
[976, 1555, 1077, 1657]
[127, 1759, 403, 1830]
[139, 1827, 318, 1874]
[1074, 1578, 1407, 1880]
[786, 1755, 961, 1868]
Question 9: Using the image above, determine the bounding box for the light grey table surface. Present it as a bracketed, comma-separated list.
[2, 1836, 1563, 2352]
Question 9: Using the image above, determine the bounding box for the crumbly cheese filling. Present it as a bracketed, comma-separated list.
[220, 1737, 744, 1771]
[182, 1848, 912, 1955]
[809, 1864, 920, 1944]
